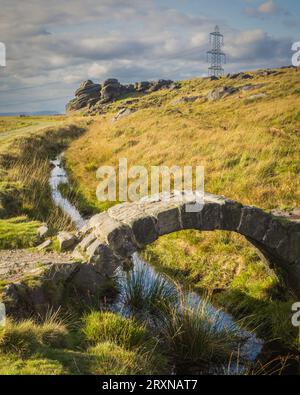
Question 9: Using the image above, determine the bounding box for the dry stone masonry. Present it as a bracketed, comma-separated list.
[75, 192, 300, 297]
[2, 193, 299, 318]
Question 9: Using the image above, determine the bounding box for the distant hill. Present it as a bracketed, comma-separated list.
[0, 111, 61, 116]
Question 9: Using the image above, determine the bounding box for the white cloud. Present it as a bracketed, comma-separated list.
[0, 0, 294, 112]
[245, 0, 285, 18]
[259, 0, 278, 15]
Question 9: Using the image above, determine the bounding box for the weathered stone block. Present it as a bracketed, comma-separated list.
[238, 207, 271, 242]
[200, 202, 222, 230]
[37, 239, 52, 251]
[95, 215, 137, 257]
[180, 203, 202, 230]
[57, 232, 78, 251]
[220, 201, 243, 231]
[71, 265, 106, 294]
[263, 219, 288, 249]
[156, 207, 181, 236]
[37, 225, 49, 239]
[131, 215, 158, 246]
[77, 233, 97, 253]
[75, 238, 120, 276]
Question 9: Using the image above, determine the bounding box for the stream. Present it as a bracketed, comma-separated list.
[49, 154, 264, 371]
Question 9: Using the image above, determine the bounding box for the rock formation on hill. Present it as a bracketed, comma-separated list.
[66, 78, 175, 113]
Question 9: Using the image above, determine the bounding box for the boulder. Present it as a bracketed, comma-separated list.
[101, 80, 122, 102]
[57, 232, 78, 251]
[37, 224, 49, 239]
[148, 79, 173, 92]
[103, 78, 119, 87]
[112, 108, 136, 122]
[37, 239, 52, 251]
[207, 86, 239, 101]
[229, 72, 253, 80]
[135, 81, 151, 92]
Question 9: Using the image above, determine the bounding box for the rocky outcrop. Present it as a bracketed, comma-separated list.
[207, 84, 267, 101]
[207, 86, 239, 101]
[228, 72, 253, 80]
[66, 80, 101, 112]
[171, 95, 202, 105]
[66, 78, 174, 113]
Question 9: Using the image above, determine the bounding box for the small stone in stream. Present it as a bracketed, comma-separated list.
[37, 225, 49, 239]
[37, 239, 52, 251]
[57, 232, 78, 251]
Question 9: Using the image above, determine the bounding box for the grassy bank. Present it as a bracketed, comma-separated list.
[0, 217, 41, 249]
[0, 118, 87, 248]
[64, 67, 300, 349]
[0, 312, 167, 375]
[141, 231, 298, 349]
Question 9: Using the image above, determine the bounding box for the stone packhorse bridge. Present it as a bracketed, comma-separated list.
[75, 193, 300, 298]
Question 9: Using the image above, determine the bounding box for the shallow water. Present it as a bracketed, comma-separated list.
[49, 154, 264, 368]
[49, 155, 87, 230]
[113, 253, 263, 364]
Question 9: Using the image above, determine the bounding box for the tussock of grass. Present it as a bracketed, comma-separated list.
[89, 341, 166, 375]
[0, 310, 168, 375]
[122, 265, 178, 317]
[0, 216, 41, 249]
[82, 311, 150, 350]
[0, 318, 69, 357]
[160, 299, 240, 373]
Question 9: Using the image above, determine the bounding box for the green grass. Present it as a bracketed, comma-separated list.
[122, 265, 178, 318]
[82, 311, 151, 349]
[160, 298, 241, 373]
[0, 122, 88, 234]
[0, 216, 41, 249]
[0, 311, 168, 375]
[62, 67, 300, 351]
[142, 230, 298, 349]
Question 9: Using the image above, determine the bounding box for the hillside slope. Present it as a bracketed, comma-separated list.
[65, 67, 300, 348]
[66, 67, 300, 211]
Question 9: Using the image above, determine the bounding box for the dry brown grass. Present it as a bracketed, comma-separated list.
[65, 67, 300, 210]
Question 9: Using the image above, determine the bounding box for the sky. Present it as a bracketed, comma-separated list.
[0, 0, 299, 113]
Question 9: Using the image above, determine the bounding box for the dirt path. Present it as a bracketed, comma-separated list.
[0, 249, 76, 282]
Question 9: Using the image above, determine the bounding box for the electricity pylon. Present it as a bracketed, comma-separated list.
[207, 25, 226, 77]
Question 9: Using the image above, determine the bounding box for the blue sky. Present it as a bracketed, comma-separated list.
[0, 0, 299, 113]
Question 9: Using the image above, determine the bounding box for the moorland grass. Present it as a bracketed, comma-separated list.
[0, 310, 168, 375]
[0, 216, 41, 249]
[64, 67, 300, 348]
